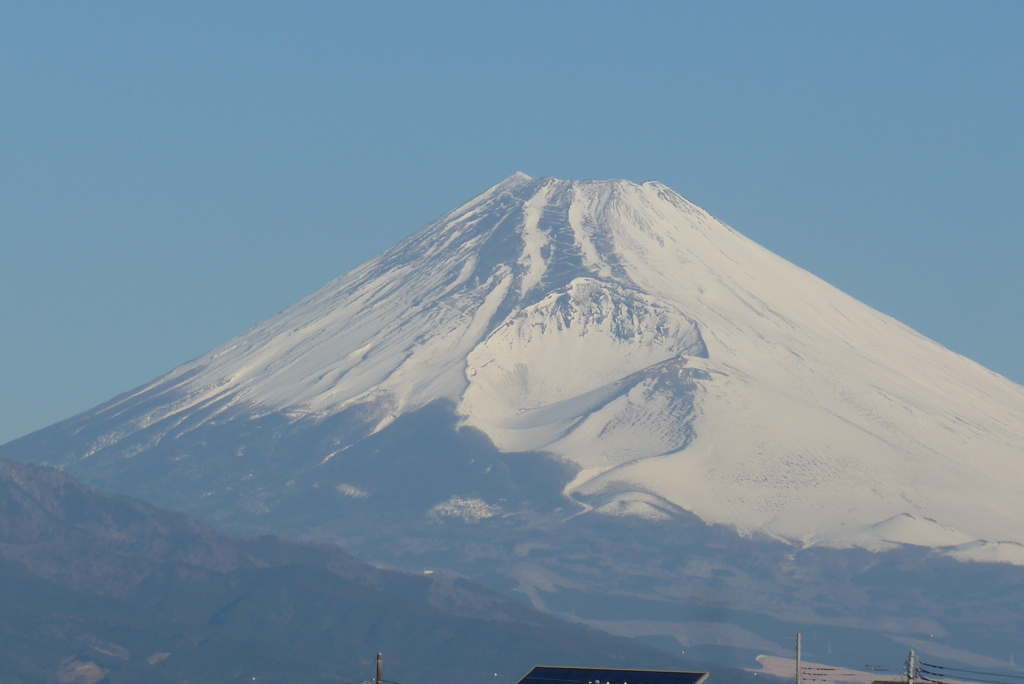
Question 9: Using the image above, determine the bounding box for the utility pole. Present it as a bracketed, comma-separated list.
[906, 650, 916, 684]
[796, 634, 802, 684]
[376, 653, 383, 684]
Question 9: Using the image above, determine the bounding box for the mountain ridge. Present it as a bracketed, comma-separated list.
[0, 456, 730, 684]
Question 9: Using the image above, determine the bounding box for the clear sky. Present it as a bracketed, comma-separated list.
[2, 2, 1022, 445]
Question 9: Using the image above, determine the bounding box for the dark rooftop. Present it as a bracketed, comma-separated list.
[516, 666, 709, 684]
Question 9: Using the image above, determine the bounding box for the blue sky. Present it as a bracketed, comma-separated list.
[2, 2, 1022, 444]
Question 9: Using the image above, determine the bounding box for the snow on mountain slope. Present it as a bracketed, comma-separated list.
[48, 173, 1024, 561]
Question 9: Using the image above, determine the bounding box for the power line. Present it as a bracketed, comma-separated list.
[919, 669, 1023, 684]
[919, 663, 1024, 681]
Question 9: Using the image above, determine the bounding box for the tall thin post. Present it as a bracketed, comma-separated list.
[376, 653, 383, 684]
[907, 650, 916, 684]
[796, 634, 802, 684]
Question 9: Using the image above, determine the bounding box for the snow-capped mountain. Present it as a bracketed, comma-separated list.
[11, 172, 1024, 562]
[9, 172, 1024, 671]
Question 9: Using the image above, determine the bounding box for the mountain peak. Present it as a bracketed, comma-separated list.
[505, 170, 532, 182]
[9, 174, 1024, 563]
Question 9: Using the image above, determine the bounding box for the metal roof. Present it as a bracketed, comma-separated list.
[516, 666, 709, 684]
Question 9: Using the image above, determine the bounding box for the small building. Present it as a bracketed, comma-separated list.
[516, 666, 710, 684]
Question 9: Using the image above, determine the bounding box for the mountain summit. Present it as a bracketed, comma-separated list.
[8, 173, 1024, 562]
